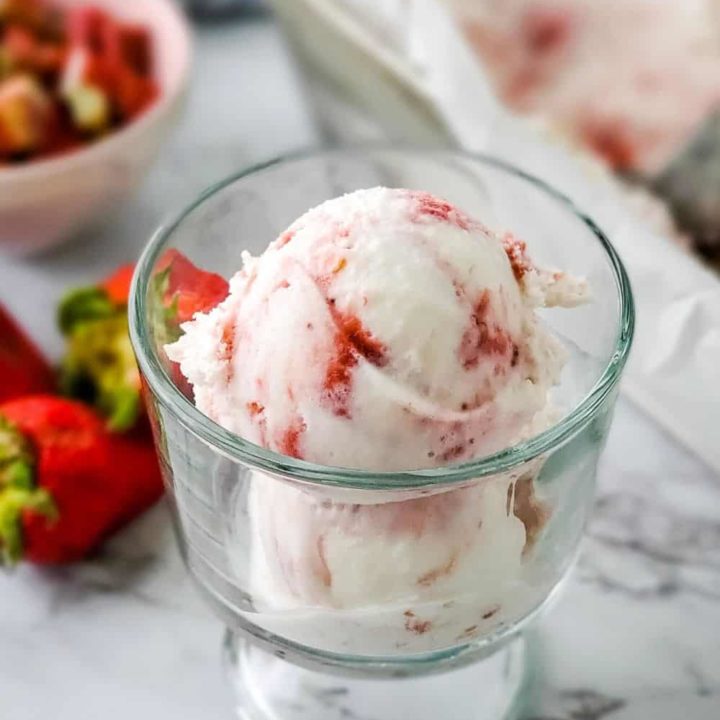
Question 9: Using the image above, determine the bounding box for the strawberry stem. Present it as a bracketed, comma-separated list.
[58, 286, 116, 336]
[0, 487, 56, 566]
[148, 266, 182, 347]
[59, 290, 141, 432]
[0, 415, 57, 565]
[0, 416, 34, 491]
[105, 386, 141, 432]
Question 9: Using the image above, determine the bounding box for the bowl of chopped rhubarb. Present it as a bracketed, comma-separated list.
[0, 0, 191, 253]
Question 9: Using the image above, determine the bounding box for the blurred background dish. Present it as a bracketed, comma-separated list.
[0, 0, 191, 255]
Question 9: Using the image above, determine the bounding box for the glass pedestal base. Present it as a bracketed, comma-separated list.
[224, 631, 527, 720]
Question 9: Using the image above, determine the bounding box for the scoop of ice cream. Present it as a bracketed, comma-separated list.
[248, 474, 527, 613]
[167, 187, 586, 472]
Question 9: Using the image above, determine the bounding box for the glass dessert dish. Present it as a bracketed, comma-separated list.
[129, 148, 634, 720]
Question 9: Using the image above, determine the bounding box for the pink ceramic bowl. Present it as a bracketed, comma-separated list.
[0, 0, 192, 254]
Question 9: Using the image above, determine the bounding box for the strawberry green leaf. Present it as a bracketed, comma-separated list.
[58, 287, 116, 336]
[148, 266, 183, 348]
[105, 385, 141, 433]
[0, 487, 56, 566]
[0, 415, 34, 491]
[60, 312, 141, 433]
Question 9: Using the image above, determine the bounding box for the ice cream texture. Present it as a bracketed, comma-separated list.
[167, 188, 587, 638]
[167, 187, 586, 471]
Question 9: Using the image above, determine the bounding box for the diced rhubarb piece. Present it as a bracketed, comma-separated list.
[96, 20, 157, 118]
[3, 26, 38, 69]
[0, 0, 63, 41]
[96, 13, 122, 70]
[3, 24, 66, 75]
[66, 6, 110, 54]
[0, 48, 11, 81]
[96, 18, 153, 77]
[63, 83, 109, 134]
[113, 66, 156, 120]
[0, 75, 52, 156]
[120, 26, 153, 77]
[60, 48, 110, 133]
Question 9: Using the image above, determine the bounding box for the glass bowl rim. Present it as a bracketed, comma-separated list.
[129, 146, 635, 489]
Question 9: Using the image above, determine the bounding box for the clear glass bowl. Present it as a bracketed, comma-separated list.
[130, 148, 633, 719]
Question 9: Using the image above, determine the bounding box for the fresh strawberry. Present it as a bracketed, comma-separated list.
[154, 249, 230, 327]
[100, 263, 134, 305]
[0, 303, 55, 403]
[0, 395, 162, 565]
[149, 250, 230, 399]
[106, 431, 165, 525]
[59, 255, 228, 428]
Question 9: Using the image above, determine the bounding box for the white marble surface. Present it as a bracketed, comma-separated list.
[1, 15, 719, 720]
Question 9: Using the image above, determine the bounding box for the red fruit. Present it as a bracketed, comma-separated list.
[156, 249, 230, 324]
[98, 19, 157, 119]
[149, 250, 229, 400]
[106, 432, 163, 527]
[0, 304, 55, 404]
[0, 396, 162, 565]
[3, 24, 66, 75]
[118, 25, 154, 77]
[114, 67, 158, 120]
[0, 0, 63, 40]
[63, 46, 112, 97]
[100, 263, 135, 306]
[66, 7, 109, 53]
[65, 7, 158, 122]
[59, 255, 227, 426]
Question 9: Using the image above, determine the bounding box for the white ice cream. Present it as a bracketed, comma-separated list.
[167, 188, 588, 653]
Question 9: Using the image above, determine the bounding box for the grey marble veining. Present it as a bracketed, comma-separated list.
[0, 16, 719, 720]
[527, 398, 720, 720]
